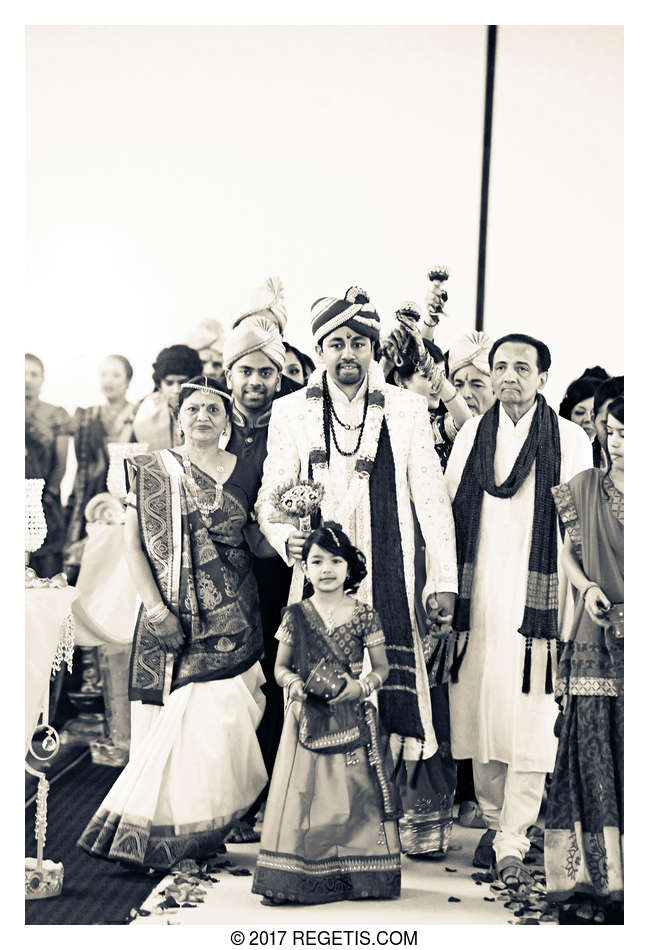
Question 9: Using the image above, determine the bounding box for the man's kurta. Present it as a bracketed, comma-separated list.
[445, 402, 592, 773]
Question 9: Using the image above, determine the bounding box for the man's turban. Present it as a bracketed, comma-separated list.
[223, 316, 286, 372]
[231, 277, 287, 335]
[448, 331, 493, 379]
[185, 319, 225, 353]
[311, 287, 381, 346]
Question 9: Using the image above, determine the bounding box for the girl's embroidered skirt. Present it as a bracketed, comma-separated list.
[252, 700, 402, 905]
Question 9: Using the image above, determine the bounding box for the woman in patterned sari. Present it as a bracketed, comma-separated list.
[78, 377, 269, 870]
[547, 395, 624, 922]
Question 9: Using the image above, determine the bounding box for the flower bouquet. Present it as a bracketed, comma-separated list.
[270, 478, 325, 532]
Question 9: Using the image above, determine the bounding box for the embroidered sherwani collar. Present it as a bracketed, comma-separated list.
[230, 402, 272, 429]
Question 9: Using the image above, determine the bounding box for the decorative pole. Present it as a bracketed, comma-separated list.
[475, 25, 498, 332]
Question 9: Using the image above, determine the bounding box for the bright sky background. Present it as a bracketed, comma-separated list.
[26, 24, 622, 416]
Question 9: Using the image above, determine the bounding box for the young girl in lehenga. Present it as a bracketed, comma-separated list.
[252, 522, 402, 906]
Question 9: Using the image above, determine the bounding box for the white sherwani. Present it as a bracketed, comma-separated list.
[256, 362, 458, 759]
[445, 402, 592, 773]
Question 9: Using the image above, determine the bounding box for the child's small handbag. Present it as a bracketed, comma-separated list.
[304, 657, 346, 701]
[605, 603, 624, 639]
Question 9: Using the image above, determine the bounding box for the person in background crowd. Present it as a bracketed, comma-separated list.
[25, 353, 74, 577]
[448, 331, 496, 418]
[221, 316, 292, 842]
[256, 286, 458, 865]
[385, 305, 472, 471]
[132, 344, 203, 449]
[577, 365, 609, 383]
[436, 330, 497, 830]
[63, 355, 135, 581]
[282, 342, 316, 387]
[445, 333, 592, 889]
[78, 376, 270, 869]
[547, 395, 624, 923]
[593, 376, 624, 468]
[558, 376, 599, 442]
[186, 319, 226, 388]
[382, 310, 471, 857]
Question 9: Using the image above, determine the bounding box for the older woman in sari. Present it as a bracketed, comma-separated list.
[78, 376, 269, 869]
[547, 395, 624, 922]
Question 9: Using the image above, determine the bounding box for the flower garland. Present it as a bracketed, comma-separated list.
[306, 362, 386, 527]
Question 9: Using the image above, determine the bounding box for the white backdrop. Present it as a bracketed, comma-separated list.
[26, 24, 622, 418]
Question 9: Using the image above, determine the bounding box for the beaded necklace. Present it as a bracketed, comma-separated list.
[180, 451, 225, 515]
[322, 373, 369, 458]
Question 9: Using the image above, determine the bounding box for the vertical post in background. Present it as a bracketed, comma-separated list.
[475, 25, 498, 332]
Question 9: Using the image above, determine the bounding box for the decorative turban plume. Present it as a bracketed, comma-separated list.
[223, 315, 286, 372]
[184, 319, 225, 352]
[231, 276, 287, 335]
[310, 286, 381, 346]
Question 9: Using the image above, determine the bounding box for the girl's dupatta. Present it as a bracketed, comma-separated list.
[289, 602, 370, 755]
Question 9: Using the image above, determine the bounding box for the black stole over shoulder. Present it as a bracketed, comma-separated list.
[452, 396, 561, 693]
[369, 421, 425, 741]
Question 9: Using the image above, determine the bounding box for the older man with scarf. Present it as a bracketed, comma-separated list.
[256, 286, 458, 818]
[444, 332, 592, 888]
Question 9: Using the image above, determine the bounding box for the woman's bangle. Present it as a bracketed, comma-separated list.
[147, 602, 170, 625]
[444, 389, 458, 403]
[581, 582, 599, 600]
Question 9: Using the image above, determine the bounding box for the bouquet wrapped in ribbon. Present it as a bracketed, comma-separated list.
[270, 478, 325, 532]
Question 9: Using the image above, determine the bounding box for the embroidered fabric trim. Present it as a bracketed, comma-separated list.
[602, 474, 624, 525]
[255, 850, 400, 875]
[568, 676, 620, 697]
[551, 483, 583, 560]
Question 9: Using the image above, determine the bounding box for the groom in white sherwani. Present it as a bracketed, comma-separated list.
[255, 286, 457, 773]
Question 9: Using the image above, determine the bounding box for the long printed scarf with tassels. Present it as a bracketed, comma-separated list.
[450, 395, 562, 693]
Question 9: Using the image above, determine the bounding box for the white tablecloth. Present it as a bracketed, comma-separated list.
[25, 587, 78, 753]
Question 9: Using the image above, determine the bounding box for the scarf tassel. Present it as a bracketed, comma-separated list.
[450, 631, 470, 683]
[409, 740, 425, 789]
[522, 636, 533, 694]
[545, 639, 553, 694]
[426, 638, 442, 676]
[391, 736, 406, 782]
[434, 638, 448, 686]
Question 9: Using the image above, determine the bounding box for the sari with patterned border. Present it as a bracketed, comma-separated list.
[77, 449, 267, 868]
[546, 469, 623, 904]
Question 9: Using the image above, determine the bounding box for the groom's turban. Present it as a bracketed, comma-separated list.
[311, 286, 381, 346]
